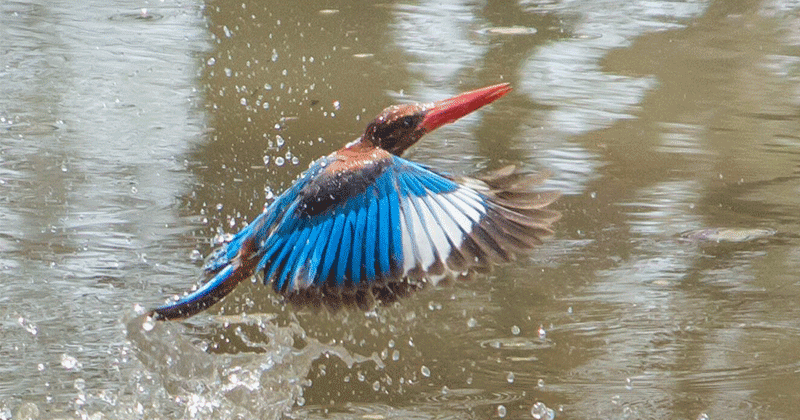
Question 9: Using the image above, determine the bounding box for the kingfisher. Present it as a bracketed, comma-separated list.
[150, 83, 559, 320]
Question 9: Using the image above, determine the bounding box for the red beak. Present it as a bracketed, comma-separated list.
[419, 83, 511, 132]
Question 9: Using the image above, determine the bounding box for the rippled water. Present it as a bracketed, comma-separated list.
[3, 0, 800, 418]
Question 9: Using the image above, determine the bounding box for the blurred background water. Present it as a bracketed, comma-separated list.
[2, 0, 800, 418]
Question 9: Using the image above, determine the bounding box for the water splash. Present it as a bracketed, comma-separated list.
[127, 314, 383, 419]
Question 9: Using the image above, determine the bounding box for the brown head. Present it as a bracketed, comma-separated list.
[362, 83, 512, 156]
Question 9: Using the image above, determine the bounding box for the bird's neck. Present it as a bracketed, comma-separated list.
[339, 137, 380, 154]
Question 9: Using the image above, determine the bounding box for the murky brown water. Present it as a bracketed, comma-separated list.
[3, 0, 800, 418]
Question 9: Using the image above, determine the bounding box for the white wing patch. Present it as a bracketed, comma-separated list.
[413, 195, 451, 264]
[395, 182, 492, 282]
[399, 202, 416, 275]
[407, 196, 436, 271]
[425, 195, 465, 249]
[442, 186, 486, 223]
[435, 192, 475, 236]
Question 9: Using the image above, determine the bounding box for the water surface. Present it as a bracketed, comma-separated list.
[2, 0, 800, 418]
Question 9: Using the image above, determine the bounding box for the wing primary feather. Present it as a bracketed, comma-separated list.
[290, 220, 326, 290]
[336, 202, 358, 287]
[432, 194, 484, 269]
[263, 228, 302, 290]
[306, 214, 337, 288]
[386, 172, 404, 278]
[398, 196, 416, 276]
[411, 195, 448, 275]
[277, 225, 313, 291]
[418, 194, 467, 272]
[364, 187, 379, 282]
[256, 236, 290, 285]
[440, 189, 507, 262]
[350, 195, 368, 285]
[398, 175, 435, 273]
[376, 177, 393, 277]
[320, 210, 347, 287]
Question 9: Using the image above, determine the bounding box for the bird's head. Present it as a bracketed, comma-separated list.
[363, 83, 512, 156]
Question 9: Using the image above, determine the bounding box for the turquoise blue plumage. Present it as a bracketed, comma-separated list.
[150, 84, 559, 320]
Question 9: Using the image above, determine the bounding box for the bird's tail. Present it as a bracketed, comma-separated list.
[148, 235, 261, 320]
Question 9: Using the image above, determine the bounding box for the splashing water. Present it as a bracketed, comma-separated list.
[126, 314, 383, 419]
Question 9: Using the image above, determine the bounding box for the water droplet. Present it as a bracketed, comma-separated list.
[420, 365, 431, 377]
[497, 405, 507, 418]
[275, 157, 285, 166]
[263, 155, 270, 166]
[467, 317, 477, 328]
[207, 57, 216, 66]
[142, 317, 155, 332]
[291, 156, 299, 165]
[216, 203, 223, 211]
[506, 372, 515, 383]
[74, 378, 86, 391]
[18, 317, 38, 336]
[538, 378, 545, 388]
[625, 377, 633, 390]
[271, 49, 278, 62]
[537, 325, 546, 339]
[276, 135, 285, 147]
[60, 354, 78, 370]
[372, 380, 380, 391]
[392, 350, 399, 361]
[531, 402, 554, 419]
[332, 100, 341, 110]
[511, 325, 520, 335]
[224, 68, 232, 77]
[190, 249, 202, 261]
[696, 414, 710, 420]
[240, 97, 247, 106]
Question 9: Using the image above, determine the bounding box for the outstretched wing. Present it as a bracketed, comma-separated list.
[255, 154, 559, 308]
[150, 152, 559, 319]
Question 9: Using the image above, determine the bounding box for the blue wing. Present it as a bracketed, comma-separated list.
[150, 154, 559, 319]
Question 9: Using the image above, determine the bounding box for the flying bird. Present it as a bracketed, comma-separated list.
[150, 83, 559, 320]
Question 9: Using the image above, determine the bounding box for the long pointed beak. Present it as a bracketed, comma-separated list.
[419, 83, 511, 132]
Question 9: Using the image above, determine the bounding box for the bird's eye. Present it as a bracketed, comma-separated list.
[401, 116, 414, 128]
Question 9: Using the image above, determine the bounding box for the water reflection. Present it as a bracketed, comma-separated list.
[0, 0, 208, 416]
